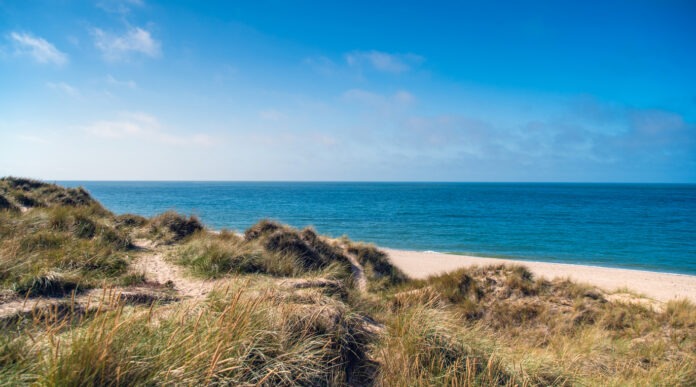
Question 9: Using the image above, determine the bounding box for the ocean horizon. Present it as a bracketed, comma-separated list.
[60, 181, 696, 276]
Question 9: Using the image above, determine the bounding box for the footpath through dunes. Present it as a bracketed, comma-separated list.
[384, 248, 696, 304]
[131, 238, 226, 299]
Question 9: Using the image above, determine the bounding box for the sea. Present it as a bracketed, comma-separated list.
[60, 182, 696, 276]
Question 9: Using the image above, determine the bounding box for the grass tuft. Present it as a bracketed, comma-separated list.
[346, 242, 408, 291]
[148, 211, 203, 243]
[0, 193, 18, 212]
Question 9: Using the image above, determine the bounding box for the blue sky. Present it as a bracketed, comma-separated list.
[1, 0, 694, 182]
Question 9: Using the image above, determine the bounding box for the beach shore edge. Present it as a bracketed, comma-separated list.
[385, 248, 696, 303]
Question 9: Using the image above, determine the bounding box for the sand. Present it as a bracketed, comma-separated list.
[384, 248, 696, 303]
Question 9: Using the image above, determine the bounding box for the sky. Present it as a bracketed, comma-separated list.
[0, 0, 695, 182]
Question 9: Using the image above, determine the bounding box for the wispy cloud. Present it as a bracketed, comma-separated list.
[343, 89, 416, 112]
[392, 103, 695, 170]
[305, 51, 424, 77]
[106, 74, 137, 89]
[85, 112, 213, 146]
[8, 32, 68, 65]
[345, 50, 424, 73]
[46, 81, 79, 96]
[96, 0, 144, 14]
[92, 27, 161, 61]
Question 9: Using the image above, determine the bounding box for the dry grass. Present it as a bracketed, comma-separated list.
[385, 265, 696, 385]
[0, 205, 134, 297]
[0, 283, 377, 385]
[0, 193, 17, 212]
[345, 241, 408, 291]
[2, 178, 695, 386]
[148, 211, 203, 244]
[171, 226, 353, 280]
[0, 177, 100, 209]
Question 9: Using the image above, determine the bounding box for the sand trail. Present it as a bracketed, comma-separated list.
[344, 250, 368, 293]
[132, 239, 224, 299]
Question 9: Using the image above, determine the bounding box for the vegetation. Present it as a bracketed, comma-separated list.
[345, 241, 408, 291]
[1, 178, 694, 386]
[147, 210, 203, 244]
[0, 178, 134, 296]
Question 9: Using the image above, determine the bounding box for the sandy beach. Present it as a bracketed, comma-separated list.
[385, 248, 696, 303]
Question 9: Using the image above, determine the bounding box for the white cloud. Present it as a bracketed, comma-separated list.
[93, 27, 161, 61]
[345, 50, 423, 73]
[46, 81, 79, 96]
[8, 32, 68, 65]
[106, 74, 137, 89]
[85, 112, 213, 146]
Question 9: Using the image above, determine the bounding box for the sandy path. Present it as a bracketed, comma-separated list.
[132, 239, 223, 299]
[385, 248, 696, 303]
[344, 250, 368, 293]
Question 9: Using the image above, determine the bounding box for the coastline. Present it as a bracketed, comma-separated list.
[384, 248, 696, 303]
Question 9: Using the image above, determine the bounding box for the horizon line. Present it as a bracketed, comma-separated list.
[47, 179, 696, 185]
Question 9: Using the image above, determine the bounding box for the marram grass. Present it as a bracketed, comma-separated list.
[1, 177, 695, 386]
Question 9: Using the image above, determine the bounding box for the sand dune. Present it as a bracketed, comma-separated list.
[385, 248, 696, 303]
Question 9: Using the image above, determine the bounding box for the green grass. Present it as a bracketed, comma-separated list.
[0, 180, 138, 297]
[170, 226, 353, 280]
[147, 210, 203, 244]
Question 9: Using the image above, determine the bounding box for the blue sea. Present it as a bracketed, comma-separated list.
[60, 182, 696, 275]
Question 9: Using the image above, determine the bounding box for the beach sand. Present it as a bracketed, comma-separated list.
[385, 248, 696, 303]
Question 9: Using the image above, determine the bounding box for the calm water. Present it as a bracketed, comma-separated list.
[60, 182, 696, 275]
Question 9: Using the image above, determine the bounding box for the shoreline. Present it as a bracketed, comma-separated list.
[435, 250, 696, 278]
[384, 248, 696, 303]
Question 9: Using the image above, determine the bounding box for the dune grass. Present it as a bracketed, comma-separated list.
[345, 241, 408, 291]
[147, 210, 203, 244]
[170, 221, 354, 281]
[0, 283, 377, 385]
[0, 204, 135, 297]
[1, 178, 695, 386]
[385, 265, 696, 385]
